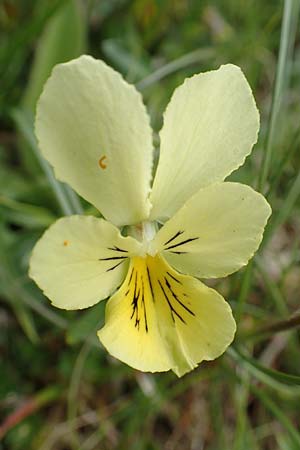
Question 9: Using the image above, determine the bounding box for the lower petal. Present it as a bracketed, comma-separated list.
[98, 254, 236, 376]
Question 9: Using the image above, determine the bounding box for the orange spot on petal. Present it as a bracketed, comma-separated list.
[63, 240, 69, 246]
[98, 155, 107, 169]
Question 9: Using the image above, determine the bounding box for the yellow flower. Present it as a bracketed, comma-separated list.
[29, 55, 271, 376]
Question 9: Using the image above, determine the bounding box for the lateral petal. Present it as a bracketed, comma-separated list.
[29, 215, 142, 310]
[151, 182, 271, 279]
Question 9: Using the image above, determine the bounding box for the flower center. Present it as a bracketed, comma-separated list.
[127, 221, 158, 257]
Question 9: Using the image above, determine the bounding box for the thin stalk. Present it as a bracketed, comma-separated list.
[243, 309, 300, 341]
[236, 261, 254, 323]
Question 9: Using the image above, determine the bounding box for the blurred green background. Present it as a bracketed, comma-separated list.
[1, 0, 300, 449]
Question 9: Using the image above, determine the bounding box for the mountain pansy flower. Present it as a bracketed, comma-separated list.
[29, 55, 271, 376]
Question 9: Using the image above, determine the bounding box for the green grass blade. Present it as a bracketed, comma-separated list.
[0, 253, 68, 331]
[258, 0, 299, 192]
[239, 0, 299, 321]
[0, 195, 56, 228]
[23, 0, 87, 111]
[64, 185, 84, 215]
[250, 384, 300, 448]
[235, 261, 254, 323]
[67, 341, 93, 449]
[12, 108, 74, 216]
[255, 257, 288, 315]
[136, 47, 214, 91]
[264, 170, 300, 243]
[229, 347, 300, 386]
[267, 126, 300, 196]
[0, 0, 66, 87]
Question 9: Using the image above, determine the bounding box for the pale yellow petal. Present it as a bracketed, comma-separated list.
[36, 55, 153, 227]
[150, 64, 259, 221]
[29, 216, 142, 310]
[150, 182, 271, 279]
[98, 254, 236, 376]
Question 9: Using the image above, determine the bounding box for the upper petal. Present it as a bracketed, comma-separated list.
[29, 215, 142, 310]
[150, 64, 259, 221]
[98, 254, 236, 377]
[150, 182, 271, 279]
[35, 55, 153, 227]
